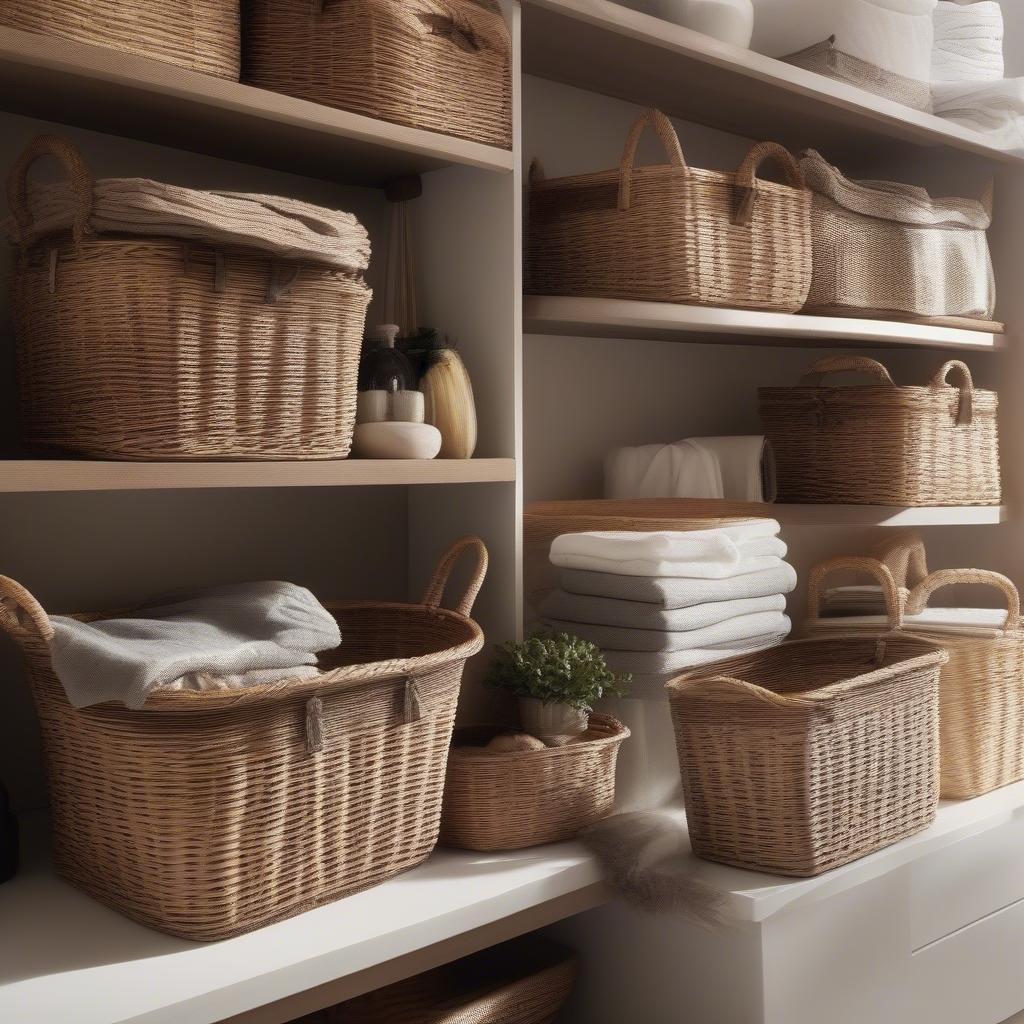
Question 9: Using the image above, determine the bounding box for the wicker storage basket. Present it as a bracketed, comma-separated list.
[440, 714, 629, 851]
[0, 0, 240, 79]
[806, 556, 1024, 800]
[0, 537, 487, 940]
[820, 530, 929, 616]
[242, 0, 512, 149]
[759, 355, 1001, 506]
[8, 136, 371, 461]
[666, 627, 947, 876]
[526, 108, 812, 312]
[799, 148, 995, 323]
[299, 935, 577, 1024]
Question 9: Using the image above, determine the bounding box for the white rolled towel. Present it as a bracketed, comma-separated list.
[932, 1, 1003, 84]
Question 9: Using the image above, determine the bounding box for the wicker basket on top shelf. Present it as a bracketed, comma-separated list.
[0, 0, 240, 79]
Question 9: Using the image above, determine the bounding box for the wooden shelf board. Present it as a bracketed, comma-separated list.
[0, 26, 515, 184]
[522, 0, 1020, 163]
[771, 504, 1009, 528]
[523, 296, 1006, 352]
[0, 459, 517, 493]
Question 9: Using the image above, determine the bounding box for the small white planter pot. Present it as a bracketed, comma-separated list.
[519, 697, 589, 742]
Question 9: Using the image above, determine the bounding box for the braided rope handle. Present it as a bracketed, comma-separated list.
[930, 360, 975, 426]
[807, 556, 905, 628]
[7, 135, 94, 248]
[905, 568, 1021, 630]
[669, 674, 826, 712]
[0, 576, 54, 643]
[618, 108, 689, 212]
[874, 531, 928, 591]
[798, 356, 896, 387]
[732, 141, 806, 226]
[421, 536, 489, 618]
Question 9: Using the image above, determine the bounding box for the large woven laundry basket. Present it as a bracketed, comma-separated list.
[0, 537, 487, 941]
[299, 935, 577, 1024]
[0, 0, 240, 79]
[759, 355, 1001, 505]
[667, 629, 947, 876]
[526, 108, 812, 312]
[243, 0, 512, 149]
[8, 135, 372, 460]
[806, 554, 1024, 800]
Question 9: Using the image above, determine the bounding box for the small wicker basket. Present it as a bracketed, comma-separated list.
[667, 627, 947, 877]
[441, 714, 629, 851]
[243, 0, 512, 149]
[526, 108, 812, 313]
[0, 0, 240, 79]
[0, 537, 488, 941]
[806, 555, 1024, 800]
[759, 355, 1001, 506]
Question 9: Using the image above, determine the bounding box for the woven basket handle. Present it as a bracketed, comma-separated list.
[0, 576, 55, 644]
[798, 356, 895, 387]
[930, 360, 975, 426]
[807, 556, 905, 628]
[732, 142, 805, 226]
[7, 135, 94, 248]
[875, 532, 929, 591]
[618, 109, 688, 212]
[670, 675, 826, 712]
[905, 568, 1021, 630]
[422, 536, 489, 617]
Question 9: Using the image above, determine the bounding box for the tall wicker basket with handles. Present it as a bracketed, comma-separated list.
[759, 355, 1001, 505]
[806, 553, 1024, 800]
[243, 0, 512, 149]
[526, 108, 813, 312]
[0, 537, 488, 941]
[8, 135, 371, 461]
[0, 0, 240, 79]
[666, 587, 947, 876]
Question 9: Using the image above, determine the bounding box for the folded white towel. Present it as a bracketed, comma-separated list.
[48, 582, 341, 709]
[543, 609, 792, 653]
[605, 436, 776, 503]
[539, 590, 787, 630]
[601, 629, 792, 675]
[551, 544, 788, 580]
[932, 1, 1003, 84]
[932, 78, 1024, 154]
[559, 563, 799, 608]
[811, 606, 1008, 638]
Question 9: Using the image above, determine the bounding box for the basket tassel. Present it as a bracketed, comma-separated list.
[404, 676, 423, 724]
[214, 251, 227, 294]
[267, 263, 301, 304]
[305, 696, 325, 755]
[874, 638, 888, 666]
[48, 248, 58, 294]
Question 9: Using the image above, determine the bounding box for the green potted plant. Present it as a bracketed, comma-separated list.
[485, 631, 631, 742]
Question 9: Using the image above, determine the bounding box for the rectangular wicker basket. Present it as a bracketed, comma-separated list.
[0, 0, 240, 79]
[759, 356, 1001, 506]
[242, 0, 512, 149]
[667, 633, 947, 876]
[526, 108, 813, 312]
[0, 538, 488, 940]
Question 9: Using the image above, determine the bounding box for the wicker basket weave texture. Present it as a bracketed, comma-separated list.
[806, 554, 1024, 801]
[0, 537, 488, 941]
[242, 0, 512, 149]
[8, 136, 371, 461]
[759, 355, 1001, 506]
[0, 0, 240, 79]
[441, 714, 629, 851]
[526, 108, 813, 313]
[667, 616, 947, 877]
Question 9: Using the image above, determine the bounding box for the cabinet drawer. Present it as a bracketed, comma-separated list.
[910, 810, 1024, 950]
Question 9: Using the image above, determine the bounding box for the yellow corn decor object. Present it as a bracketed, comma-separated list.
[422, 348, 478, 459]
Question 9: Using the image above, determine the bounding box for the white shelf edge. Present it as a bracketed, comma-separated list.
[0, 459, 518, 493]
[523, 296, 1005, 352]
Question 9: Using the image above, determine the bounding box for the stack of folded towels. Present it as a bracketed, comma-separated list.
[539, 520, 796, 685]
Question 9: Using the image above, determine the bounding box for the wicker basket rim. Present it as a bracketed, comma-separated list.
[449, 713, 629, 760]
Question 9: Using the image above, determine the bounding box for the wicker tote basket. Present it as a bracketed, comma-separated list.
[759, 355, 1001, 505]
[0, 537, 488, 941]
[243, 0, 512, 149]
[299, 935, 577, 1024]
[440, 714, 629, 851]
[0, 0, 240, 79]
[666, 625, 947, 876]
[526, 108, 812, 312]
[8, 136, 371, 461]
[806, 556, 1024, 800]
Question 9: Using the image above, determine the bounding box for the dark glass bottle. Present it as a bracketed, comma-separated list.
[357, 324, 416, 393]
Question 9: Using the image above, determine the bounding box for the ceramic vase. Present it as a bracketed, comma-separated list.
[519, 697, 589, 743]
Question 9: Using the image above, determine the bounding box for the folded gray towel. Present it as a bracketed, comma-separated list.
[48, 581, 341, 709]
